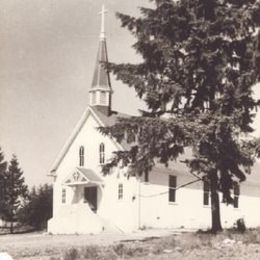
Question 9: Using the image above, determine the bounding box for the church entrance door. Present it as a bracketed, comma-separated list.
[84, 187, 97, 212]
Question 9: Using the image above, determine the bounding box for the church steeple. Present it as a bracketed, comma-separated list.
[89, 5, 112, 116]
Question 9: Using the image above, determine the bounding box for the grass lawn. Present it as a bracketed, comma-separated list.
[1, 228, 260, 259]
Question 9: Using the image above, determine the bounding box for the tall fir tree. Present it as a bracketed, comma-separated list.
[2, 155, 28, 233]
[100, 0, 260, 232]
[0, 148, 8, 220]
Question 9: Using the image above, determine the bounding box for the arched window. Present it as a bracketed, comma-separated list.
[99, 143, 105, 164]
[62, 188, 66, 204]
[118, 184, 123, 200]
[79, 146, 84, 167]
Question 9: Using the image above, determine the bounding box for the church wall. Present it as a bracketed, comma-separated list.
[138, 169, 260, 230]
[49, 110, 260, 233]
[52, 111, 124, 219]
[138, 169, 209, 229]
[97, 168, 140, 232]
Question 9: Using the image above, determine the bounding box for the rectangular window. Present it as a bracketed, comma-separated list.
[234, 182, 240, 208]
[118, 183, 123, 200]
[203, 180, 210, 206]
[62, 188, 66, 204]
[144, 170, 149, 183]
[234, 196, 239, 208]
[169, 175, 176, 202]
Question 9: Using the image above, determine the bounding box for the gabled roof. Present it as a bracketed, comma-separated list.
[91, 106, 130, 126]
[63, 167, 103, 186]
[49, 106, 131, 175]
[77, 167, 103, 183]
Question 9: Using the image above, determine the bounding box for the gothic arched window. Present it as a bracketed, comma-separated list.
[99, 143, 105, 164]
[79, 146, 84, 167]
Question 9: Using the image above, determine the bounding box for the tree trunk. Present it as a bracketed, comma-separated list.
[210, 170, 222, 233]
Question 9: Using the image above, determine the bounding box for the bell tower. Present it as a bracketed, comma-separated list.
[89, 5, 112, 116]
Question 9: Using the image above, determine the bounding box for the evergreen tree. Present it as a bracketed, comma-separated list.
[100, 0, 260, 232]
[2, 155, 28, 233]
[18, 184, 53, 230]
[0, 148, 7, 220]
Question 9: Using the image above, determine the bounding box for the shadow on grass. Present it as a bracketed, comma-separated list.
[0, 226, 41, 235]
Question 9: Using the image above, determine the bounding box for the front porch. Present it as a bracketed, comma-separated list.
[64, 167, 103, 212]
[48, 168, 105, 234]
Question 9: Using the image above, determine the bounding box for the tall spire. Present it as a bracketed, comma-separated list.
[89, 4, 112, 116]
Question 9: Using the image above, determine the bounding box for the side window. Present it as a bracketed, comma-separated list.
[169, 175, 177, 202]
[203, 180, 210, 206]
[118, 183, 123, 200]
[234, 182, 240, 208]
[144, 170, 149, 183]
[99, 143, 105, 164]
[79, 146, 84, 167]
[62, 188, 66, 204]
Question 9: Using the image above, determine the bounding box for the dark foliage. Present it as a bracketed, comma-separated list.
[99, 0, 260, 232]
[0, 148, 8, 220]
[0, 155, 28, 233]
[18, 184, 53, 230]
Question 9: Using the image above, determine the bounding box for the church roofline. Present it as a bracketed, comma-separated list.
[48, 106, 127, 176]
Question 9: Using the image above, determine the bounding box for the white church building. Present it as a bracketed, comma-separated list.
[47, 6, 260, 234]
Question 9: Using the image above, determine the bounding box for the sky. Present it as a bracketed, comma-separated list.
[0, 0, 259, 187]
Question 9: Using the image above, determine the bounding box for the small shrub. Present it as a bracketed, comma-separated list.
[82, 245, 100, 259]
[236, 218, 246, 233]
[64, 248, 79, 260]
[112, 242, 148, 258]
[112, 243, 125, 257]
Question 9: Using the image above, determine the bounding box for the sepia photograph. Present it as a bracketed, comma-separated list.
[0, 0, 260, 259]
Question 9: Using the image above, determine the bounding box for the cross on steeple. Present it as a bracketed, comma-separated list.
[99, 4, 107, 39]
[89, 4, 112, 116]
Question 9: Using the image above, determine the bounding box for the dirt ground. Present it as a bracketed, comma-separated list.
[0, 229, 178, 259]
[1, 228, 260, 260]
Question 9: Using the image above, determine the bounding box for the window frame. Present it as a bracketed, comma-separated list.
[100, 91, 107, 105]
[169, 175, 177, 203]
[118, 183, 123, 200]
[144, 170, 149, 183]
[92, 92, 97, 105]
[203, 180, 210, 206]
[79, 146, 84, 167]
[62, 188, 66, 204]
[99, 143, 105, 164]
[233, 182, 240, 208]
